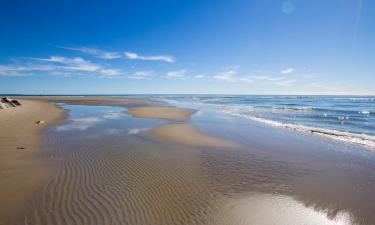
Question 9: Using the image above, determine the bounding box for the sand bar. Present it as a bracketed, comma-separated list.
[127, 106, 197, 121]
[0, 99, 65, 224]
[150, 123, 239, 147]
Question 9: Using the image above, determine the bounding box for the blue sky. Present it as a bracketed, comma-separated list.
[0, 0, 374, 95]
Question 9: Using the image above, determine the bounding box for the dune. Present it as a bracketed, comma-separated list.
[127, 106, 197, 121]
[150, 123, 239, 148]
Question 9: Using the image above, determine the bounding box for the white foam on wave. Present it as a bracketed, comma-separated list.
[225, 111, 375, 149]
[358, 110, 371, 115]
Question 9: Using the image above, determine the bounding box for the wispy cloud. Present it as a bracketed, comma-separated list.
[100, 69, 122, 77]
[246, 75, 283, 82]
[60, 46, 122, 59]
[61, 46, 175, 63]
[165, 70, 186, 79]
[125, 52, 175, 63]
[281, 67, 294, 75]
[213, 69, 237, 82]
[0, 56, 123, 77]
[239, 75, 286, 83]
[35, 56, 101, 72]
[36, 56, 127, 77]
[0, 64, 54, 76]
[129, 70, 155, 79]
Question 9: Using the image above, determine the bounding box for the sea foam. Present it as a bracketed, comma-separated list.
[225, 112, 375, 149]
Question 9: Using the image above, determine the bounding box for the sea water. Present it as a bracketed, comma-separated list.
[145, 95, 375, 147]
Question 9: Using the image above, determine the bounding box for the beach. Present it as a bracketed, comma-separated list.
[1, 96, 375, 225]
[0, 99, 64, 224]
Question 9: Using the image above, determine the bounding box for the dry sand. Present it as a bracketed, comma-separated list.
[150, 124, 239, 148]
[127, 106, 197, 121]
[0, 99, 65, 224]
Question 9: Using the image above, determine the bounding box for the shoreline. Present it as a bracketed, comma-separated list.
[226, 112, 375, 149]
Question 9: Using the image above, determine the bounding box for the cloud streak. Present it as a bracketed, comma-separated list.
[60, 46, 175, 63]
[213, 70, 237, 82]
[129, 70, 155, 79]
[60, 46, 122, 59]
[165, 70, 186, 79]
[124, 52, 175, 63]
[35, 56, 101, 72]
[0, 56, 123, 77]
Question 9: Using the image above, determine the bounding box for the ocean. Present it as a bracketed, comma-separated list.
[149, 95, 375, 148]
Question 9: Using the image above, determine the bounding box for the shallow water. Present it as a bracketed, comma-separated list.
[151, 95, 375, 147]
[13, 102, 375, 225]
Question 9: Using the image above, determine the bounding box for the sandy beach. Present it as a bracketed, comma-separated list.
[0, 99, 64, 224]
[0, 96, 233, 224]
[1, 96, 375, 225]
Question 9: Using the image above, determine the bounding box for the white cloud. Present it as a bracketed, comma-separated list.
[213, 70, 237, 82]
[129, 70, 155, 79]
[0, 56, 124, 78]
[60, 46, 122, 59]
[61, 46, 175, 63]
[239, 77, 255, 83]
[0, 64, 54, 76]
[124, 52, 175, 63]
[281, 67, 294, 75]
[36, 56, 101, 72]
[100, 69, 122, 76]
[166, 70, 186, 79]
[247, 75, 283, 82]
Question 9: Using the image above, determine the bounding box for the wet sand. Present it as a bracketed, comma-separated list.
[150, 124, 239, 147]
[127, 106, 196, 121]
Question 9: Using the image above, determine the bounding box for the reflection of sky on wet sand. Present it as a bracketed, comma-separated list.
[213, 193, 351, 225]
[128, 127, 149, 135]
[53, 104, 162, 138]
[56, 117, 103, 131]
[55, 105, 127, 132]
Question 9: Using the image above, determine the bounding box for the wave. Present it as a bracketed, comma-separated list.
[225, 112, 375, 149]
[358, 110, 373, 115]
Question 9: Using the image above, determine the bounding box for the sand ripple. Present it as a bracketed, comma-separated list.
[23, 135, 217, 225]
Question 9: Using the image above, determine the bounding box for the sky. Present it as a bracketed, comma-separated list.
[0, 0, 374, 95]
